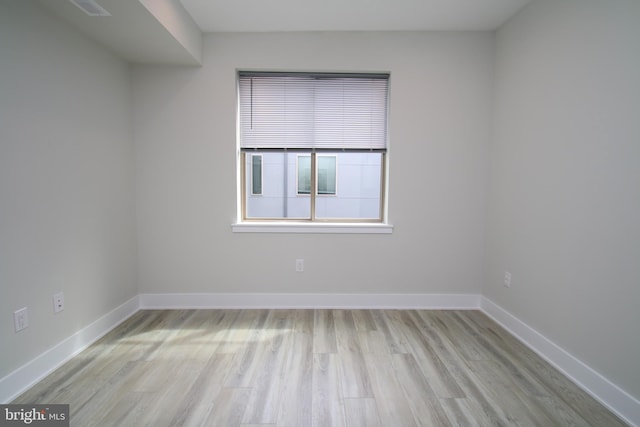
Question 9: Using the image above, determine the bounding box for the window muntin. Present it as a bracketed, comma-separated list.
[239, 71, 388, 223]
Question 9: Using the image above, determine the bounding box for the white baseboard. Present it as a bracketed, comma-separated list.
[480, 297, 639, 427]
[0, 296, 140, 404]
[138, 292, 482, 310]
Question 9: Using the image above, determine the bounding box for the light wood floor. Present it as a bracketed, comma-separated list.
[14, 309, 627, 426]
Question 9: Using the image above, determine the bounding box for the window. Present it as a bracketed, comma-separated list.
[239, 71, 389, 223]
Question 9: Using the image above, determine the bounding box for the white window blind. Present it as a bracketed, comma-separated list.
[238, 72, 389, 150]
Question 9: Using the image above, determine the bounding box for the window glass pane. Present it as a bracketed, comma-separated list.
[251, 155, 262, 195]
[315, 152, 382, 220]
[246, 152, 310, 219]
[297, 155, 311, 195]
[317, 156, 336, 195]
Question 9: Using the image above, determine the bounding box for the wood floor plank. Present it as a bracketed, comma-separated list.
[363, 352, 417, 426]
[351, 309, 378, 332]
[334, 310, 374, 398]
[241, 311, 293, 424]
[370, 310, 410, 354]
[429, 310, 494, 361]
[275, 344, 313, 427]
[203, 387, 252, 427]
[312, 353, 346, 427]
[64, 362, 151, 426]
[440, 397, 495, 427]
[440, 366, 512, 426]
[223, 310, 271, 388]
[357, 329, 392, 355]
[292, 308, 315, 334]
[451, 313, 552, 399]
[11, 309, 627, 427]
[466, 359, 557, 426]
[159, 310, 228, 362]
[343, 398, 381, 427]
[313, 309, 338, 354]
[388, 310, 465, 399]
[532, 395, 592, 426]
[89, 391, 154, 427]
[143, 310, 198, 361]
[225, 343, 267, 389]
[214, 309, 262, 354]
[168, 353, 236, 426]
[351, 310, 388, 355]
[133, 362, 205, 427]
[13, 356, 102, 407]
[391, 353, 453, 426]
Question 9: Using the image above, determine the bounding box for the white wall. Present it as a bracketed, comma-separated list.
[133, 31, 493, 295]
[0, 0, 136, 379]
[487, 0, 640, 401]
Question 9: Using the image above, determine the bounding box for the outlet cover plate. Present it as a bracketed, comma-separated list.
[14, 307, 29, 332]
[53, 292, 65, 313]
[504, 271, 512, 288]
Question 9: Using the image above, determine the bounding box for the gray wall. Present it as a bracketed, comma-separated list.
[487, 0, 640, 399]
[133, 31, 493, 295]
[0, 0, 137, 378]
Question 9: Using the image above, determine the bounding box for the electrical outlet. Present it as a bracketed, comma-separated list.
[296, 259, 304, 272]
[504, 271, 512, 288]
[53, 292, 64, 313]
[14, 307, 29, 332]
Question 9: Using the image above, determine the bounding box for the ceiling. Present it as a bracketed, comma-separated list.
[180, 0, 531, 33]
[36, 0, 531, 65]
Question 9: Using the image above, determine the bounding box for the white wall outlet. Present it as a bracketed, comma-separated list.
[53, 292, 65, 313]
[296, 259, 304, 272]
[14, 307, 29, 332]
[504, 271, 512, 288]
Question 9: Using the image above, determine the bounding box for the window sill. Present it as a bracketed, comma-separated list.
[231, 222, 393, 234]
